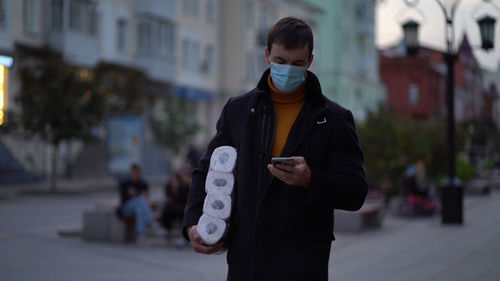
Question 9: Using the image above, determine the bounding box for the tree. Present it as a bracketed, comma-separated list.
[150, 95, 200, 168]
[93, 62, 154, 114]
[18, 48, 104, 191]
[357, 105, 448, 187]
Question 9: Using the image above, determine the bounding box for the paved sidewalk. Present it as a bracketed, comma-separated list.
[331, 190, 500, 281]
[0, 187, 499, 280]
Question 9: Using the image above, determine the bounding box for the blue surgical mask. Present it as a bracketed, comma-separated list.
[270, 63, 306, 93]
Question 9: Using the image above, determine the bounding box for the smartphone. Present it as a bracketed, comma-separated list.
[271, 157, 295, 166]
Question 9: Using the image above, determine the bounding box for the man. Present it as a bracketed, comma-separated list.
[183, 17, 367, 281]
[118, 164, 157, 245]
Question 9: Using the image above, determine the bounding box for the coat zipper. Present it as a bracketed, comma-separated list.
[258, 106, 274, 197]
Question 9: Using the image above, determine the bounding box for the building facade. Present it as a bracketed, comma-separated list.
[304, 0, 386, 120]
[0, 0, 325, 181]
[379, 35, 493, 122]
[483, 63, 500, 128]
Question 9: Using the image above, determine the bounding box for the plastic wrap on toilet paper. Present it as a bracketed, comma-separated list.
[197, 214, 227, 245]
[203, 193, 232, 220]
[205, 170, 234, 195]
[210, 146, 237, 172]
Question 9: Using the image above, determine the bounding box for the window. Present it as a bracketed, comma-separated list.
[408, 83, 419, 106]
[83, 1, 97, 35]
[206, 0, 216, 23]
[182, 39, 189, 69]
[51, 0, 63, 32]
[138, 17, 175, 57]
[183, 0, 189, 14]
[183, 0, 200, 17]
[159, 21, 175, 54]
[203, 45, 214, 73]
[24, 0, 39, 34]
[117, 19, 127, 52]
[69, 0, 97, 35]
[246, 52, 254, 79]
[0, 0, 6, 26]
[69, 0, 81, 30]
[182, 39, 200, 73]
[246, 2, 255, 27]
[192, 42, 200, 72]
[258, 6, 267, 29]
[138, 21, 151, 53]
[192, 0, 199, 16]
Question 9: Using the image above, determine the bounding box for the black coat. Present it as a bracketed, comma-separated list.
[183, 69, 368, 281]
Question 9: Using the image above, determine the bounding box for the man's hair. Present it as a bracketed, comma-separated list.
[267, 17, 314, 58]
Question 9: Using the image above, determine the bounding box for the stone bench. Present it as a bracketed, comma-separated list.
[466, 179, 491, 195]
[82, 204, 136, 243]
[488, 175, 500, 190]
[334, 202, 383, 232]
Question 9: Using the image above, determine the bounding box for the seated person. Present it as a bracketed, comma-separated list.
[161, 172, 189, 233]
[118, 164, 159, 244]
[401, 163, 437, 216]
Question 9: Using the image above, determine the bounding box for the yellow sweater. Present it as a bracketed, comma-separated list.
[268, 74, 306, 158]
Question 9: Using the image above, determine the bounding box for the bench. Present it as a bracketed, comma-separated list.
[82, 204, 136, 243]
[82, 200, 167, 243]
[466, 179, 491, 195]
[334, 202, 384, 232]
[488, 175, 500, 190]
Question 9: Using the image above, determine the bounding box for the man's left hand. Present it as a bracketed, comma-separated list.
[267, 156, 311, 188]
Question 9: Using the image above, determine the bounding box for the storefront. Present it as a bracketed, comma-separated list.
[0, 54, 13, 126]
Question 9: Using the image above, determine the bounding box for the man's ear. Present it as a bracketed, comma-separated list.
[306, 54, 314, 68]
[265, 47, 271, 65]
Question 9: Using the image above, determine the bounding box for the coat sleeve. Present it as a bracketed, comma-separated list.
[182, 99, 233, 240]
[305, 110, 368, 211]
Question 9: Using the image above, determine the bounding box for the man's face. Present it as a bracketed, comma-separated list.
[130, 168, 140, 181]
[265, 43, 313, 67]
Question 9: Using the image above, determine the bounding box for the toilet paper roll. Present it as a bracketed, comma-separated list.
[205, 170, 234, 195]
[197, 214, 227, 245]
[203, 193, 232, 220]
[210, 146, 237, 173]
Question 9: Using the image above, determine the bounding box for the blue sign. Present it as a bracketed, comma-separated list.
[174, 86, 212, 101]
[106, 115, 143, 175]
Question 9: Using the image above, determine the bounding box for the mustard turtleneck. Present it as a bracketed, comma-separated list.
[268, 73, 306, 158]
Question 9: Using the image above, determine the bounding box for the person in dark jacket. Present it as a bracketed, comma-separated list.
[182, 17, 367, 281]
[118, 164, 157, 244]
[161, 172, 189, 231]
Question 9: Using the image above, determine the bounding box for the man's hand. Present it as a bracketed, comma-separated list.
[267, 156, 311, 188]
[187, 225, 225, 254]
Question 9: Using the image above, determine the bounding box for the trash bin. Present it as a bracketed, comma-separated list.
[440, 182, 463, 224]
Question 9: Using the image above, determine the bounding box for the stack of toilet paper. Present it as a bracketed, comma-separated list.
[198, 146, 237, 245]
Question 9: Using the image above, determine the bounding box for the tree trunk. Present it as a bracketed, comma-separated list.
[50, 143, 59, 192]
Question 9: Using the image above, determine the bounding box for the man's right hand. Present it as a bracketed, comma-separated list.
[187, 225, 224, 254]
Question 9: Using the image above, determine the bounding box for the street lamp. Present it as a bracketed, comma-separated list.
[402, 20, 420, 54]
[401, 0, 497, 224]
[477, 15, 497, 50]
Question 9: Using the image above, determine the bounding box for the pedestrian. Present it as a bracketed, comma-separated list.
[118, 163, 161, 245]
[161, 172, 189, 247]
[182, 17, 367, 281]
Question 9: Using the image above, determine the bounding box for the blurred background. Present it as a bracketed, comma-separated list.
[0, 0, 498, 189]
[0, 0, 500, 280]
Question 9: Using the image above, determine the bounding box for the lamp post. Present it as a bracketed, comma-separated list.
[402, 20, 420, 55]
[401, 0, 497, 224]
